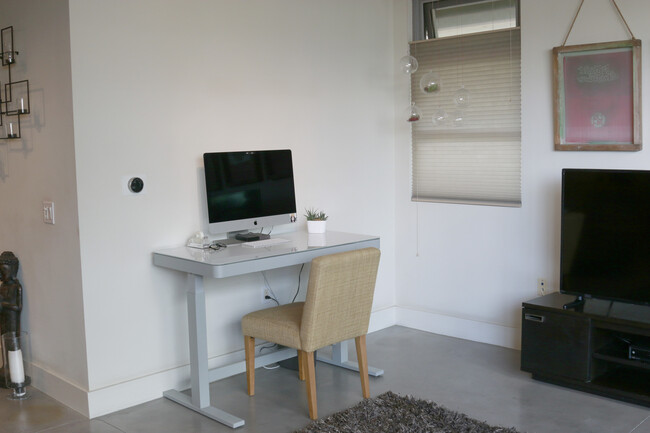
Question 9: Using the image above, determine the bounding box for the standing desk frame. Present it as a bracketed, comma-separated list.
[153, 231, 382, 428]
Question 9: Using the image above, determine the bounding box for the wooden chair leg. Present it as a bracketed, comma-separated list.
[244, 336, 255, 396]
[304, 351, 318, 419]
[355, 335, 370, 399]
[298, 349, 306, 381]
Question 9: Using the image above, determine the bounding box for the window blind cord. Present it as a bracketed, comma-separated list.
[491, 0, 494, 32]
[509, 29, 513, 103]
[460, 12, 464, 87]
[411, 44, 420, 258]
[411, 145, 420, 257]
[456, 14, 463, 88]
[416, 201, 420, 257]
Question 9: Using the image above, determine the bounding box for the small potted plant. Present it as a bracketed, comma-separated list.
[304, 207, 328, 234]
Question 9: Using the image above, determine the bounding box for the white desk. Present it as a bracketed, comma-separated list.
[153, 231, 381, 428]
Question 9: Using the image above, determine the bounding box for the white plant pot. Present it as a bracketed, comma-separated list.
[307, 220, 327, 234]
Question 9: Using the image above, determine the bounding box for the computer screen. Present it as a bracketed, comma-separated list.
[203, 150, 297, 236]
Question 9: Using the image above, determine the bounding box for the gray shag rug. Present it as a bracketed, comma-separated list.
[295, 391, 522, 433]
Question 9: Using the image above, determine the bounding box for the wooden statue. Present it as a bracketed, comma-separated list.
[0, 251, 22, 335]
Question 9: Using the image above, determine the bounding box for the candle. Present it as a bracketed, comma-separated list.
[8, 349, 25, 384]
[20, 98, 24, 112]
[9, 122, 13, 136]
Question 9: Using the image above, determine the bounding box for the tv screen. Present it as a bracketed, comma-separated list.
[560, 169, 650, 305]
[203, 150, 297, 235]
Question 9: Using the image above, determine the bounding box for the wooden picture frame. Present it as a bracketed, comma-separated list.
[553, 39, 642, 151]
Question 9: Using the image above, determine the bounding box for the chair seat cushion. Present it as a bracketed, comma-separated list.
[242, 302, 305, 350]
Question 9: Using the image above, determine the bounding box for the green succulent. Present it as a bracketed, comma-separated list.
[304, 207, 328, 221]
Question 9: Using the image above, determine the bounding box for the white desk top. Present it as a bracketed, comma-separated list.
[153, 231, 380, 279]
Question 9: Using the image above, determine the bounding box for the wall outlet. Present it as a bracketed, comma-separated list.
[261, 287, 275, 306]
[537, 278, 547, 296]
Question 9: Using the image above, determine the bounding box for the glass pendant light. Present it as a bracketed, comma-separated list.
[451, 110, 465, 127]
[405, 103, 422, 122]
[399, 55, 419, 74]
[419, 71, 441, 94]
[454, 86, 470, 108]
[432, 108, 448, 126]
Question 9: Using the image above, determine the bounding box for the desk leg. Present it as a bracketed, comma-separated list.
[163, 274, 245, 428]
[187, 274, 210, 407]
[316, 340, 384, 377]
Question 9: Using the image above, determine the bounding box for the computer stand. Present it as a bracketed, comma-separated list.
[563, 295, 585, 311]
[230, 231, 270, 242]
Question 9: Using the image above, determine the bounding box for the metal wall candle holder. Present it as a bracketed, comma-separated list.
[0, 26, 30, 140]
[1, 27, 17, 67]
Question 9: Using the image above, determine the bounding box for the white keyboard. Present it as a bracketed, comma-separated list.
[241, 237, 290, 248]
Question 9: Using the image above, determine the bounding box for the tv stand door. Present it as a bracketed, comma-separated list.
[521, 308, 591, 381]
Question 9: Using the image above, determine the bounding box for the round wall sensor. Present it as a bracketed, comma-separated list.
[128, 177, 144, 193]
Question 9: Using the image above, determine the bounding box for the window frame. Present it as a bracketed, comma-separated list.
[412, 0, 520, 42]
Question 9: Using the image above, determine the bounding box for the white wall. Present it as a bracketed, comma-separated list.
[0, 0, 89, 413]
[68, 0, 397, 416]
[6, 0, 648, 419]
[394, 0, 650, 349]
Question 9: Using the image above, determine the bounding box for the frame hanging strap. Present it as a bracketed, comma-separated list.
[610, 0, 636, 39]
[562, 0, 636, 47]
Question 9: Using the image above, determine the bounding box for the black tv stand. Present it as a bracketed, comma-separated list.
[521, 292, 650, 408]
[563, 295, 585, 311]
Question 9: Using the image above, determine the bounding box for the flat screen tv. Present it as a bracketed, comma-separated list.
[203, 150, 297, 236]
[560, 168, 650, 306]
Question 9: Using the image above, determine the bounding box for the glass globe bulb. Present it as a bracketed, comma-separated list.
[432, 108, 448, 126]
[400, 55, 419, 74]
[451, 110, 465, 127]
[454, 86, 470, 107]
[420, 71, 441, 94]
[405, 103, 422, 122]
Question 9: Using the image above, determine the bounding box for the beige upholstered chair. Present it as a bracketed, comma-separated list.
[242, 247, 381, 420]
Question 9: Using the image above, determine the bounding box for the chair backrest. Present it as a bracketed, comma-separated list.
[299, 247, 380, 352]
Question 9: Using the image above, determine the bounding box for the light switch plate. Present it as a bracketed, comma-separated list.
[43, 201, 55, 224]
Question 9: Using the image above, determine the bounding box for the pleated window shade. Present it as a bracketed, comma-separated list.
[410, 28, 521, 207]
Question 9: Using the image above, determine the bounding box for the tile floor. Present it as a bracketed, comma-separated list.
[1, 326, 649, 433]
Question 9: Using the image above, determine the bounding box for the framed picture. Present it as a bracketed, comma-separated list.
[553, 39, 642, 151]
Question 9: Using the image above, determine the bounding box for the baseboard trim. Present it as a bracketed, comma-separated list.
[86, 349, 244, 418]
[395, 306, 520, 350]
[369, 306, 396, 333]
[32, 307, 518, 418]
[30, 362, 89, 417]
[50, 309, 395, 418]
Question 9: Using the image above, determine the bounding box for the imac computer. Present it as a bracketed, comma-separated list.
[203, 149, 297, 241]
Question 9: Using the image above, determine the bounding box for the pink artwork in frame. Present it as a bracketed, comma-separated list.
[553, 39, 642, 151]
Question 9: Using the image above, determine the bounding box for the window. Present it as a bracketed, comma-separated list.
[410, 1, 521, 207]
[413, 0, 519, 41]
